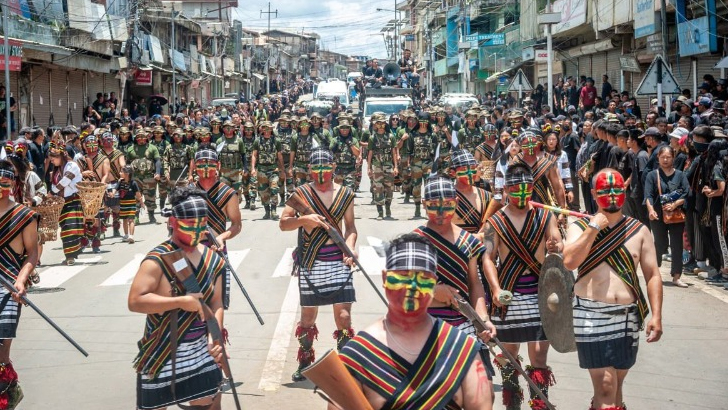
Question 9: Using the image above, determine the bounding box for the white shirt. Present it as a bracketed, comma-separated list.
[51, 161, 82, 197]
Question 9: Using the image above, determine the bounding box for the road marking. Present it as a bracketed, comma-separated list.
[357, 245, 384, 276]
[272, 247, 295, 277]
[227, 249, 251, 271]
[683, 276, 728, 304]
[258, 276, 299, 391]
[99, 253, 146, 287]
[37, 256, 103, 288]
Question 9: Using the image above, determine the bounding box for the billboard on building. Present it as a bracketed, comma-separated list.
[634, 0, 657, 38]
[0, 40, 22, 72]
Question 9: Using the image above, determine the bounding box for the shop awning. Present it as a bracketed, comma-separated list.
[252, 73, 266, 81]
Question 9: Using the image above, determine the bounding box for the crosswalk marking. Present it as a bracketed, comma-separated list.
[272, 247, 295, 277]
[258, 276, 299, 392]
[99, 254, 146, 287]
[36, 256, 103, 288]
[357, 245, 385, 277]
[227, 249, 250, 271]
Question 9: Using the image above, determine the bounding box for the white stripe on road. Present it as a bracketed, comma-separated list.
[272, 247, 295, 277]
[227, 249, 251, 271]
[99, 253, 146, 287]
[37, 256, 103, 288]
[258, 276, 299, 391]
[357, 245, 385, 277]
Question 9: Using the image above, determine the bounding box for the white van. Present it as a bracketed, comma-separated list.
[314, 80, 350, 109]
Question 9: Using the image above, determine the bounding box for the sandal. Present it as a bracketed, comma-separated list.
[672, 279, 688, 288]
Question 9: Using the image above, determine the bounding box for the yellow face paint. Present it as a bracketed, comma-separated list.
[176, 218, 207, 247]
[385, 270, 436, 312]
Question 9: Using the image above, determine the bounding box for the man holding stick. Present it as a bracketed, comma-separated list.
[563, 169, 663, 410]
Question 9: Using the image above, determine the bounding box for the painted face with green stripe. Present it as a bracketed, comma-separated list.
[0, 178, 13, 199]
[385, 270, 437, 313]
[520, 135, 540, 157]
[309, 164, 334, 185]
[507, 182, 533, 209]
[454, 165, 478, 186]
[423, 198, 457, 225]
[195, 159, 218, 180]
[594, 170, 625, 212]
[175, 217, 207, 247]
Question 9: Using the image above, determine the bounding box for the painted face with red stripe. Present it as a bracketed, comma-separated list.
[594, 170, 625, 212]
[174, 217, 207, 248]
[454, 165, 477, 187]
[0, 178, 13, 200]
[384, 270, 436, 314]
[520, 135, 540, 158]
[507, 182, 533, 209]
[424, 198, 457, 225]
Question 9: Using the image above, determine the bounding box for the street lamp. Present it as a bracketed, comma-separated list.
[377, 7, 402, 62]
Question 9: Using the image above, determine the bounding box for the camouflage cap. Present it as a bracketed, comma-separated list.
[243, 121, 255, 128]
[258, 121, 273, 129]
[210, 117, 222, 125]
[338, 119, 351, 128]
[310, 112, 323, 119]
[222, 120, 235, 127]
[153, 125, 164, 133]
[465, 109, 479, 118]
[279, 114, 291, 122]
[371, 112, 387, 123]
[119, 126, 130, 134]
[195, 127, 211, 136]
[183, 125, 194, 132]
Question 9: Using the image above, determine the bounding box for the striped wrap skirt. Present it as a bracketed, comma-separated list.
[298, 245, 355, 307]
[573, 296, 639, 370]
[137, 325, 223, 409]
[0, 286, 20, 339]
[119, 198, 137, 219]
[60, 194, 84, 257]
[491, 292, 547, 343]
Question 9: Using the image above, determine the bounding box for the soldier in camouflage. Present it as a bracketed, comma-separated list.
[291, 116, 328, 188]
[367, 113, 399, 219]
[183, 124, 196, 146]
[396, 111, 417, 203]
[163, 129, 194, 188]
[194, 127, 216, 151]
[125, 130, 162, 224]
[275, 113, 295, 205]
[118, 127, 133, 154]
[241, 121, 258, 210]
[459, 109, 482, 155]
[330, 118, 360, 189]
[408, 111, 437, 218]
[216, 119, 246, 196]
[432, 106, 454, 175]
[150, 125, 171, 210]
[310, 112, 332, 148]
[209, 117, 223, 142]
[251, 121, 285, 220]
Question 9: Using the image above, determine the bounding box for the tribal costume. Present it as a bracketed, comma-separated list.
[78, 151, 108, 249]
[572, 216, 647, 370]
[53, 161, 84, 259]
[198, 180, 237, 309]
[134, 241, 225, 409]
[340, 319, 480, 410]
[102, 147, 125, 234]
[117, 179, 140, 219]
[455, 188, 491, 234]
[488, 207, 551, 342]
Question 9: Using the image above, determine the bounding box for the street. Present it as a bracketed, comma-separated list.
[12, 173, 728, 410]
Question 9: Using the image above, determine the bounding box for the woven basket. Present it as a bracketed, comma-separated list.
[77, 181, 107, 220]
[33, 195, 64, 242]
[478, 159, 497, 182]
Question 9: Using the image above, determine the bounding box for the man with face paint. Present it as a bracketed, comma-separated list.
[408, 111, 437, 218]
[367, 113, 399, 219]
[330, 119, 360, 190]
[216, 119, 246, 200]
[474, 123, 501, 191]
[279, 148, 358, 382]
[240, 121, 258, 210]
[395, 111, 417, 202]
[291, 114, 330, 188]
[101, 132, 126, 237]
[129, 186, 226, 410]
[510, 131, 567, 213]
[126, 130, 162, 224]
[413, 175, 497, 386]
[163, 129, 194, 188]
[563, 169, 663, 410]
[338, 233, 494, 410]
[77, 134, 111, 253]
[449, 149, 492, 241]
[0, 160, 39, 406]
[194, 149, 242, 310]
[251, 121, 285, 220]
[508, 109, 525, 134]
[274, 114, 296, 205]
[482, 163, 562, 410]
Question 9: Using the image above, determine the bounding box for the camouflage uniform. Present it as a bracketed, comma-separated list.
[367, 115, 398, 218]
[163, 134, 193, 189]
[241, 122, 258, 210]
[291, 131, 328, 187]
[150, 126, 171, 209]
[253, 122, 283, 219]
[396, 113, 417, 202]
[275, 115, 296, 203]
[216, 120, 246, 195]
[330, 119, 360, 189]
[459, 110, 483, 156]
[126, 132, 161, 222]
[409, 116, 436, 217]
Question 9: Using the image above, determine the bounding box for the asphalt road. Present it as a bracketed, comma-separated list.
[11, 172, 728, 410]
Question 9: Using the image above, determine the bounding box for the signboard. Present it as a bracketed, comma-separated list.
[552, 0, 587, 34]
[534, 49, 550, 62]
[496, 84, 508, 95]
[618, 56, 640, 73]
[522, 46, 535, 62]
[646, 33, 662, 53]
[634, 0, 657, 38]
[635, 55, 681, 95]
[508, 69, 533, 92]
[0, 40, 22, 72]
[464, 32, 505, 46]
[405, 34, 415, 41]
[135, 68, 153, 86]
[677, 16, 717, 57]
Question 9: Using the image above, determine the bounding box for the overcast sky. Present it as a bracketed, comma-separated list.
[234, 0, 397, 59]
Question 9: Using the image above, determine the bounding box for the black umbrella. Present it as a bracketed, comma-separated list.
[147, 94, 168, 105]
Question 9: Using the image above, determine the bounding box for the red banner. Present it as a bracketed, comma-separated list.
[135, 69, 152, 86]
[0, 40, 22, 72]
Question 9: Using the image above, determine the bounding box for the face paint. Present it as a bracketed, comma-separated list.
[136, 137, 148, 145]
[454, 165, 477, 186]
[521, 136, 539, 157]
[0, 179, 12, 199]
[418, 121, 429, 132]
[423, 198, 457, 224]
[511, 118, 523, 129]
[384, 270, 436, 313]
[507, 183, 533, 208]
[594, 171, 626, 212]
[223, 126, 234, 136]
[195, 160, 217, 179]
[175, 218, 207, 247]
[310, 164, 334, 185]
[484, 130, 497, 143]
[85, 142, 99, 154]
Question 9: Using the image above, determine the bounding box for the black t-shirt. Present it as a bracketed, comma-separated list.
[0, 96, 16, 122]
[398, 57, 416, 72]
[28, 141, 47, 177]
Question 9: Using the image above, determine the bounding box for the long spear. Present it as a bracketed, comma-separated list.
[530, 201, 591, 219]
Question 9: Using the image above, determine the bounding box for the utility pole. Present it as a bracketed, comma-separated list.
[171, 2, 177, 113]
[3, 6, 11, 139]
[546, 0, 553, 113]
[260, 2, 277, 95]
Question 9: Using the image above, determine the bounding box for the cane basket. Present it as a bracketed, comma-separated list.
[77, 181, 107, 220]
[478, 159, 497, 182]
[33, 195, 64, 242]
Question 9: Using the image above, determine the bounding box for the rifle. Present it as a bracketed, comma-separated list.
[173, 164, 188, 186]
[286, 192, 388, 307]
[453, 294, 556, 410]
[160, 251, 242, 410]
[0, 274, 88, 357]
[206, 227, 265, 325]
